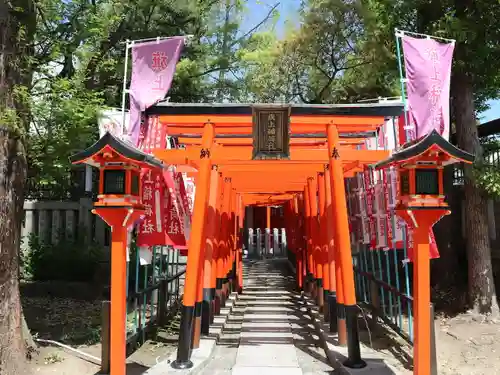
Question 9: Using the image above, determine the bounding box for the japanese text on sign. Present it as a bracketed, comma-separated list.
[152, 51, 168, 72]
[252, 107, 290, 160]
[426, 47, 443, 133]
[266, 113, 277, 150]
[167, 191, 180, 235]
[141, 169, 160, 235]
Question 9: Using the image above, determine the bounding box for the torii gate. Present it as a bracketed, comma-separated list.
[146, 102, 403, 370]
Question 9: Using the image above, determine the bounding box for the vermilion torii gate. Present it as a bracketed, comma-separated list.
[147, 102, 403, 369]
[70, 101, 474, 375]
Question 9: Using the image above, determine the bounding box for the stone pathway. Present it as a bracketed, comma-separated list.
[199, 259, 332, 375]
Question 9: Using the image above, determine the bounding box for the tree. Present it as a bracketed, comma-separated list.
[239, 30, 296, 102]
[446, 1, 500, 314]
[26, 75, 104, 200]
[240, 0, 393, 104]
[25, 0, 281, 200]
[197, 0, 281, 102]
[357, 0, 500, 314]
[25, 0, 221, 200]
[0, 1, 36, 374]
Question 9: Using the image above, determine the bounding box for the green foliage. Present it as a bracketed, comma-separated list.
[474, 137, 500, 197]
[22, 233, 106, 282]
[192, 0, 280, 102]
[27, 75, 103, 199]
[25, 0, 216, 198]
[238, 0, 397, 104]
[238, 31, 294, 102]
[0, 107, 20, 130]
[21, 0, 280, 199]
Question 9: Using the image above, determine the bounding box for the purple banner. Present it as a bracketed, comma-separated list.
[128, 37, 184, 145]
[402, 35, 455, 141]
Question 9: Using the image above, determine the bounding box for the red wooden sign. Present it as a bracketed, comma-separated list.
[163, 171, 188, 253]
[137, 169, 166, 246]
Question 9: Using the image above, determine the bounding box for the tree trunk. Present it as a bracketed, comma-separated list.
[0, 1, 36, 374]
[452, 70, 499, 315]
[431, 169, 467, 308]
[0, 128, 29, 375]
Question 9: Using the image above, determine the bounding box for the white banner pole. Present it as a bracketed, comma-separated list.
[121, 40, 132, 139]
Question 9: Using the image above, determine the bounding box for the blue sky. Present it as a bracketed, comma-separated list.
[479, 100, 500, 124]
[242, 0, 500, 124]
[242, 0, 300, 36]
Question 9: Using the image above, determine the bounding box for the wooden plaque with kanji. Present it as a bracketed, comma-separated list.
[252, 106, 290, 160]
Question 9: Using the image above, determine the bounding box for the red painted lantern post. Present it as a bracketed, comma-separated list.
[374, 130, 474, 375]
[70, 133, 163, 375]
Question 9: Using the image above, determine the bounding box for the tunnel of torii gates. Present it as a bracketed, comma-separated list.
[152, 103, 397, 372]
[69, 102, 474, 375]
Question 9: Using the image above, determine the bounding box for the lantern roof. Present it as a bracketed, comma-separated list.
[69, 132, 163, 168]
[373, 130, 474, 169]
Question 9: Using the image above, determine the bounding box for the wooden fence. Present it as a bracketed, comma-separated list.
[22, 198, 110, 249]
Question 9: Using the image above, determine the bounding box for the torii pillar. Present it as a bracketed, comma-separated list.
[172, 123, 214, 369]
[327, 123, 365, 369]
[201, 165, 220, 335]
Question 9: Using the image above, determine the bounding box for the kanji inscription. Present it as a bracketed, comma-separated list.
[252, 106, 290, 160]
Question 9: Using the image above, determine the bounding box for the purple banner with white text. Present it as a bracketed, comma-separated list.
[128, 37, 184, 146]
[402, 36, 454, 141]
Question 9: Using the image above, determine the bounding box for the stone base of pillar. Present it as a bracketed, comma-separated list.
[328, 293, 338, 333]
[343, 304, 366, 369]
[323, 290, 330, 322]
[171, 304, 195, 369]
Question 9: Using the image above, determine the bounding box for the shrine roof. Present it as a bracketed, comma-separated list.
[147, 101, 404, 117]
[70, 132, 163, 168]
[373, 130, 474, 169]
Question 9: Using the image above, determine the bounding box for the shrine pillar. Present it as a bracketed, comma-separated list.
[225, 187, 235, 296]
[230, 190, 238, 293]
[327, 123, 365, 369]
[266, 205, 271, 230]
[318, 171, 330, 318]
[213, 172, 225, 315]
[193, 166, 220, 348]
[317, 172, 327, 311]
[245, 206, 254, 255]
[293, 195, 304, 290]
[307, 176, 320, 300]
[172, 122, 214, 369]
[299, 194, 308, 290]
[219, 177, 232, 305]
[303, 185, 313, 295]
[325, 165, 344, 339]
[265, 205, 271, 256]
[201, 165, 220, 336]
[237, 196, 244, 293]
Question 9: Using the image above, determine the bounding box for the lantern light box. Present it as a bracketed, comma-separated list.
[69, 132, 163, 208]
[373, 130, 474, 210]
